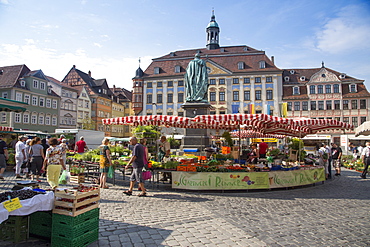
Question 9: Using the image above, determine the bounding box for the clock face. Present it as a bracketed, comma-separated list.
[207, 67, 212, 74]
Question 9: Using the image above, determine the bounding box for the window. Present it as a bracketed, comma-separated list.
[78, 99, 83, 107]
[147, 82, 152, 88]
[178, 93, 184, 103]
[233, 91, 239, 101]
[167, 93, 173, 103]
[167, 81, 173, 87]
[1, 113, 6, 122]
[40, 81, 45, 90]
[310, 101, 316, 110]
[244, 91, 250, 101]
[52, 117, 57, 126]
[294, 102, 300, 111]
[326, 101, 332, 110]
[33, 80, 38, 88]
[334, 100, 340, 110]
[360, 99, 367, 109]
[310, 85, 316, 94]
[293, 87, 299, 95]
[1, 92, 8, 99]
[351, 100, 358, 109]
[352, 117, 358, 127]
[233, 78, 239, 84]
[23, 113, 29, 123]
[255, 77, 261, 83]
[335, 117, 341, 122]
[219, 92, 225, 101]
[302, 101, 308, 111]
[361, 117, 367, 124]
[325, 85, 331, 93]
[39, 98, 44, 107]
[147, 94, 152, 104]
[238, 62, 244, 70]
[178, 112, 184, 117]
[31, 115, 37, 124]
[32, 96, 38, 106]
[219, 111, 225, 115]
[24, 94, 30, 104]
[333, 84, 340, 93]
[266, 77, 272, 82]
[16, 92, 22, 102]
[255, 90, 261, 100]
[46, 99, 51, 108]
[259, 61, 265, 69]
[343, 100, 349, 110]
[349, 84, 356, 93]
[21, 80, 25, 87]
[210, 111, 216, 115]
[157, 81, 162, 87]
[219, 79, 225, 85]
[85, 101, 89, 108]
[287, 102, 292, 111]
[52, 100, 57, 109]
[266, 90, 273, 100]
[318, 101, 324, 110]
[157, 94, 162, 103]
[210, 79, 216, 85]
[175, 65, 180, 73]
[343, 117, 349, 124]
[39, 116, 44, 125]
[210, 92, 216, 101]
[244, 78, 250, 84]
[317, 85, 323, 94]
[178, 80, 184, 86]
[154, 67, 160, 74]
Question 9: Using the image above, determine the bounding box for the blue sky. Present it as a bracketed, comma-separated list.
[1, 0, 370, 90]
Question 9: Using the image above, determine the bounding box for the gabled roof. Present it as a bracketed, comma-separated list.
[0, 64, 30, 88]
[110, 86, 132, 102]
[46, 76, 78, 91]
[27, 70, 48, 81]
[143, 45, 280, 78]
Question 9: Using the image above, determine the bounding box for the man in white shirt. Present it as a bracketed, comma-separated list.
[15, 136, 27, 178]
[360, 141, 370, 179]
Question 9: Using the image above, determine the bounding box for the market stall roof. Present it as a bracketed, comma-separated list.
[0, 98, 27, 113]
[0, 126, 13, 132]
[355, 121, 370, 137]
[231, 130, 286, 139]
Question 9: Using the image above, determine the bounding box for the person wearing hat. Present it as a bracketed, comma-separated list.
[0, 134, 9, 179]
[74, 136, 88, 154]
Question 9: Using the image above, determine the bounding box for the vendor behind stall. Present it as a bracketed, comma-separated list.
[248, 143, 259, 164]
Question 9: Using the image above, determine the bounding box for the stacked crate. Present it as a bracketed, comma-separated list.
[0, 215, 29, 243]
[51, 187, 100, 247]
[29, 210, 53, 240]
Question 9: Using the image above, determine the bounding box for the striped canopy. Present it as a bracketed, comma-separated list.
[0, 126, 13, 132]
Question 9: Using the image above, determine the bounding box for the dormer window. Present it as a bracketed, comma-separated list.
[339, 74, 346, 79]
[20, 80, 25, 87]
[293, 86, 300, 95]
[284, 76, 290, 82]
[349, 84, 357, 93]
[290, 70, 295, 74]
[154, 67, 160, 74]
[175, 65, 181, 73]
[300, 76, 305, 81]
[238, 62, 244, 70]
[259, 61, 266, 69]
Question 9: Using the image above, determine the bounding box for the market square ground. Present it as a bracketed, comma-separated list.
[0, 168, 369, 247]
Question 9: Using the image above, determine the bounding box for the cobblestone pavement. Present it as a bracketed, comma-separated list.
[0, 168, 369, 247]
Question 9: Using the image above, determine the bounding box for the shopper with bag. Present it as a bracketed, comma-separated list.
[99, 138, 112, 189]
[29, 137, 45, 182]
[42, 138, 65, 190]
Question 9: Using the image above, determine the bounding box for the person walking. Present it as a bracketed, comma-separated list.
[98, 138, 112, 189]
[42, 138, 65, 190]
[15, 136, 27, 179]
[75, 136, 88, 154]
[24, 139, 32, 178]
[158, 136, 171, 181]
[318, 143, 329, 179]
[331, 143, 342, 176]
[0, 134, 9, 180]
[138, 138, 149, 191]
[258, 139, 268, 158]
[360, 141, 370, 179]
[123, 137, 147, 197]
[326, 143, 332, 179]
[59, 139, 68, 168]
[29, 137, 45, 182]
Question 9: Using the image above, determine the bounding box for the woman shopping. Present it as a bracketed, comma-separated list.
[42, 138, 65, 190]
[248, 143, 259, 164]
[28, 137, 45, 182]
[99, 138, 112, 189]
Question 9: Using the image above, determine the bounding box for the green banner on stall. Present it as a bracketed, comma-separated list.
[172, 172, 270, 190]
[268, 168, 325, 188]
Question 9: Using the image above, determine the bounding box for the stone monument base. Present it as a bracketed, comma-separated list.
[181, 102, 211, 151]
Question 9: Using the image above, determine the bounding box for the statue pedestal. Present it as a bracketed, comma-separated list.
[181, 102, 211, 151]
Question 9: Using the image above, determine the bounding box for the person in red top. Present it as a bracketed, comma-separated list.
[259, 139, 268, 158]
[74, 136, 88, 154]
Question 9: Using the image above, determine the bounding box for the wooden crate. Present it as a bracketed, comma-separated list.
[53, 188, 100, 217]
[70, 175, 85, 183]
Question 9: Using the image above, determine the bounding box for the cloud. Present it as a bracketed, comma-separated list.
[0, 42, 152, 90]
[315, 5, 370, 54]
[0, 0, 9, 4]
[93, 43, 102, 48]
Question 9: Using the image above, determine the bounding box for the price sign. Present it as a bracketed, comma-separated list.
[2, 197, 23, 212]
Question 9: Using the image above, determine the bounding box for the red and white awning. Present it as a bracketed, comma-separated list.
[0, 126, 13, 132]
[231, 130, 286, 139]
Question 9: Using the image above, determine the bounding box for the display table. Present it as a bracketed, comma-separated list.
[171, 168, 325, 190]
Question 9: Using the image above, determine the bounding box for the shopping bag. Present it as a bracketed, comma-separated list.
[58, 170, 70, 185]
[142, 171, 152, 180]
[108, 166, 114, 178]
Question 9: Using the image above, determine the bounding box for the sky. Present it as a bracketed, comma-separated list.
[1, 0, 370, 90]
